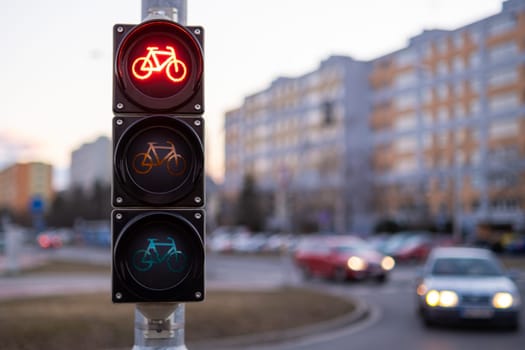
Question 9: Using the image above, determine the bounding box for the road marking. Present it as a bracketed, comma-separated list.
[243, 305, 382, 350]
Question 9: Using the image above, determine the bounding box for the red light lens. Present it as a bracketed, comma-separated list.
[127, 34, 192, 99]
[115, 20, 203, 110]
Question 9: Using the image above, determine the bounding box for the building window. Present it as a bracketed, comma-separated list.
[437, 106, 448, 122]
[469, 29, 482, 45]
[468, 52, 481, 69]
[489, 118, 519, 138]
[422, 87, 432, 104]
[469, 98, 481, 116]
[488, 93, 519, 112]
[396, 49, 416, 66]
[488, 15, 516, 36]
[453, 57, 464, 72]
[453, 32, 464, 48]
[321, 101, 335, 126]
[394, 136, 417, 153]
[436, 38, 448, 54]
[394, 91, 417, 110]
[488, 41, 518, 62]
[488, 67, 517, 88]
[394, 112, 417, 131]
[436, 84, 448, 100]
[394, 70, 417, 89]
[392, 156, 417, 174]
[454, 102, 466, 119]
[436, 61, 448, 76]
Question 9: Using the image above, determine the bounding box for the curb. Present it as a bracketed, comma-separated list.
[188, 288, 370, 350]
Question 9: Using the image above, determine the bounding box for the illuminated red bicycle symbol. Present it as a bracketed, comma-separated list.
[132, 141, 187, 176]
[131, 46, 188, 83]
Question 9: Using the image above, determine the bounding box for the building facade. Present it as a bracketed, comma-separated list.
[371, 0, 525, 234]
[224, 0, 525, 235]
[0, 162, 54, 215]
[70, 136, 111, 193]
[224, 56, 372, 233]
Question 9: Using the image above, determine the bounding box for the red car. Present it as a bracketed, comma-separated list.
[293, 236, 395, 283]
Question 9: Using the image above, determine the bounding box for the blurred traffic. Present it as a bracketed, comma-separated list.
[415, 247, 521, 330]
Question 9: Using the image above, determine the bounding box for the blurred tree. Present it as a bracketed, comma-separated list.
[235, 174, 264, 231]
[46, 184, 111, 227]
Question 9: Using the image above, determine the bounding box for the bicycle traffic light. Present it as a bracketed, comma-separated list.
[111, 19, 205, 304]
[112, 116, 204, 207]
[113, 19, 204, 114]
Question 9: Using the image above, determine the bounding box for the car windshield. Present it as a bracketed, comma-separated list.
[333, 243, 374, 254]
[430, 257, 503, 277]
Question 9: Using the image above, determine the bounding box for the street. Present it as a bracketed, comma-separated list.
[1, 247, 525, 349]
[205, 252, 525, 350]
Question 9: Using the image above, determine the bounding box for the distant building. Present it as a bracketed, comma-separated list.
[369, 0, 525, 234]
[224, 0, 525, 235]
[0, 162, 54, 215]
[224, 56, 372, 233]
[70, 136, 111, 192]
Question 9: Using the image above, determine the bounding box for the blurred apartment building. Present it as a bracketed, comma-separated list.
[0, 162, 53, 216]
[224, 0, 525, 235]
[70, 136, 111, 193]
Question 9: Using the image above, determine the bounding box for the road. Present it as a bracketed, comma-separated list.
[1, 248, 525, 349]
[206, 252, 525, 350]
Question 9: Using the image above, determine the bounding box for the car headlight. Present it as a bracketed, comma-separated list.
[492, 292, 514, 309]
[381, 256, 395, 271]
[425, 290, 459, 307]
[347, 256, 367, 271]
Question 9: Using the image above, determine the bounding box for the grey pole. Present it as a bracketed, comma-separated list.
[142, 0, 187, 24]
[133, 2, 188, 349]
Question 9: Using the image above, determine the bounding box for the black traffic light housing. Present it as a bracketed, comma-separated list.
[112, 209, 205, 303]
[112, 116, 204, 207]
[111, 19, 205, 304]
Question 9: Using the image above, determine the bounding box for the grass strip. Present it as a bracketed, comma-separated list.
[0, 287, 355, 350]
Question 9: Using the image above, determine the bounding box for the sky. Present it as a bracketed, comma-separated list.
[0, 0, 505, 189]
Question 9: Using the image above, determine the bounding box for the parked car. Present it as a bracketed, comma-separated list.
[293, 235, 395, 283]
[416, 247, 521, 330]
[37, 231, 63, 249]
[392, 233, 434, 262]
[207, 232, 233, 253]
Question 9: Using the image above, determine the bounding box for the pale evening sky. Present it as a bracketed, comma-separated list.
[0, 0, 503, 189]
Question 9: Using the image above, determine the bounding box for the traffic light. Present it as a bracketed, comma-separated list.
[111, 19, 205, 303]
[113, 20, 204, 114]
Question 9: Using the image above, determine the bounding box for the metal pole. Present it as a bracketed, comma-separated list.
[133, 2, 188, 349]
[142, 0, 187, 24]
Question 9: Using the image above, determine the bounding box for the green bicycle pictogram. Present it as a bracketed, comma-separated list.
[132, 237, 187, 272]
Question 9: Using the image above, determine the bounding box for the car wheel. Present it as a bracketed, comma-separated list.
[507, 319, 520, 332]
[333, 267, 347, 283]
[300, 266, 313, 280]
[375, 274, 387, 283]
[421, 311, 434, 328]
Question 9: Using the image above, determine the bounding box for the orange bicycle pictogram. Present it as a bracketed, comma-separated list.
[133, 141, 187, 176]
[131, 46, 188, 83]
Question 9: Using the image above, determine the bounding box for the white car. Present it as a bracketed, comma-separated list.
[416, 247, 521, 330]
